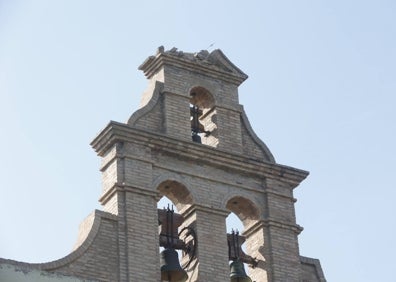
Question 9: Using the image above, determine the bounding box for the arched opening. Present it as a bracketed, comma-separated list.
[226, 212, 244, 233]
[189, 86, 218, 147]
[226, 196, 260, 229]
[157, 180, 193, 212]
[226, 212, 251, 277]
[156, 181, 195, 281]
[226, 196, 261, 278]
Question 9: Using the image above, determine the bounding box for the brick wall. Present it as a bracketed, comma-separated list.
[0, 48, 326, 282]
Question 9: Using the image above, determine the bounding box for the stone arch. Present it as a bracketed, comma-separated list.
[224, 194, 260, 229]
[189, 86, 218, 146]
[156, 180, 193, 277]
[189, 86, 216, 108]
[224, 194, 261, 278]
[156, 179, 194, 212]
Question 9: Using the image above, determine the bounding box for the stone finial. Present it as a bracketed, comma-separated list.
[157, 45, 165, 54]
[194, 50, 209, 60]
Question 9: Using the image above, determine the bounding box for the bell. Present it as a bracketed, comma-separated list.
[160, 248, 188, 282]
[230, 260, 252, 282]
[192, 132, 202, 143]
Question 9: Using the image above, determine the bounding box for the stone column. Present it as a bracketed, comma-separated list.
[181, 205, 230, 282]
[98, 141, 161, 281]
[245, 221, 301, 282]
[215, 107, 243, 154]
[123, 189, 160, 282]
[163, 92, 191, 142]
[244, 179, 303, 282]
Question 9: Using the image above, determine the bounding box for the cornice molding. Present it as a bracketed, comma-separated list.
[91, 122, 309, 188]
[139, 49, 248, 86]
[243, 219, 304, 237]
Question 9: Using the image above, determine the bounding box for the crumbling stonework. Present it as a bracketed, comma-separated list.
[0, 47, 326, 282]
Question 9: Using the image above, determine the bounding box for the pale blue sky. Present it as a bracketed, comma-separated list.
[1, 1, 395, 281]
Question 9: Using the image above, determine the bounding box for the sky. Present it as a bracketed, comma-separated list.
[0, 1, 395, 281]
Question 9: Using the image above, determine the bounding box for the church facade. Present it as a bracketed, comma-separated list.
[0, 47, 326, 282]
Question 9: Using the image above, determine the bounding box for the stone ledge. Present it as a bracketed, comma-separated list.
[91, 121, 309, 189]
[243, 219, 304, 237]
[139, 48, 248, 86]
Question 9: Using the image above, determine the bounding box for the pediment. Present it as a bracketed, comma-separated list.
[139, 46, 248, 85]
[206, 49, 248, 81]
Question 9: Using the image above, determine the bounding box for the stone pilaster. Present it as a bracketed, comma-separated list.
[245, 220, 302, 282]
[163, 92, 191, 142]
[181, 205, 230, 282]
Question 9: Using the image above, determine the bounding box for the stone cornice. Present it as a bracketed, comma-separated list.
[243, 219, 304, 237]
[91, 121, 309, 188]
[139, 49, 248, 86]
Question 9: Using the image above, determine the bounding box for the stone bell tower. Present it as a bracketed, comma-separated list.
[90, 46, 326, 281]
[0, 46, 326, 282]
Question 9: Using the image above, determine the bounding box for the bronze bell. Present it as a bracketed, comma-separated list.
[230, 259, 252, 282]
[160, 248, 188, 282]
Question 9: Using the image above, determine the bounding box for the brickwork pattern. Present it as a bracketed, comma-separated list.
[52, 215, 119, 281]
[191, 209, 230, 281]
[129, 81, 165, 133]
[0, 47, 326, 282]
[163, 92, 191, 141]
[124, 192, 160, 282]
